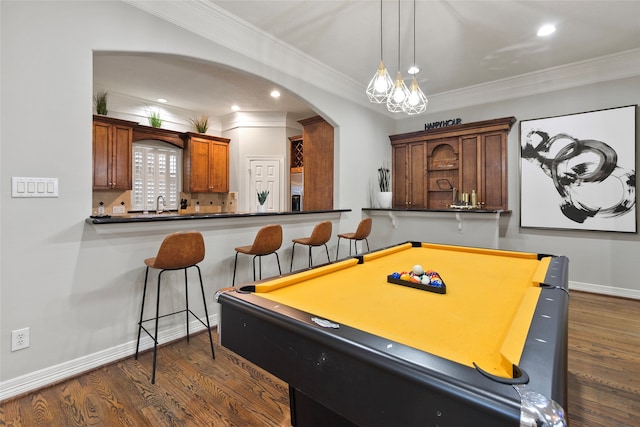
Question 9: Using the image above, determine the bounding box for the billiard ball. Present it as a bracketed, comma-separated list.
[412, 265, 425, 275]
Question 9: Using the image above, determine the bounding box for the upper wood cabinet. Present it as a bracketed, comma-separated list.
[92, 115, 135, 190]
[181, 132, 231, 193]
[390, 117, 515, 210]
[289, 134, 303, 172]
[298, 116, 334, 210]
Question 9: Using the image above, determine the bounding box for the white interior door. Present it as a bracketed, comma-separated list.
[250, 159, 281, 212]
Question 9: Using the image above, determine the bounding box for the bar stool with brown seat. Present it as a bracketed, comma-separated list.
[232, 224, 283, 286]
[335, 217, 373, 260]
[135, 231, 215, 384]
[289, 221, 332, 271]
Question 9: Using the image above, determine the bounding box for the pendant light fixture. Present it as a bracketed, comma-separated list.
[386, 0, 409, 113]
[366, 0, 393, 104]
[403, 0, 428, 114]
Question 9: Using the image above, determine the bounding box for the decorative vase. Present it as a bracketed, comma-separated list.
[257, 204, 266, 213]
[377, 191, 392, 209]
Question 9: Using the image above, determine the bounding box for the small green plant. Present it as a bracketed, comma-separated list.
[147, 109, 162, 128]
[94, 90, 108, 115]
[257, 190, 269, 205]
[378, 165, 390, 192]
[189, 115, 209, 133]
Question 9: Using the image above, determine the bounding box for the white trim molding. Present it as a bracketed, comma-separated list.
[569, 280, 640, 300]
[0, 315, 218, 402]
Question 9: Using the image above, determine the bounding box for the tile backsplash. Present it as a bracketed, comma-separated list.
[92, 191, 237, 215]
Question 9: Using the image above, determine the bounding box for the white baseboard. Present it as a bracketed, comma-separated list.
[569, 280, 640, 300]
[0, 315, 218, 402]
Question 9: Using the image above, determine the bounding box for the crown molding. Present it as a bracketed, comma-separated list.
[122, 1, 640, 118]
[122, 0, 363, 106]
[423, 49, 640, 114]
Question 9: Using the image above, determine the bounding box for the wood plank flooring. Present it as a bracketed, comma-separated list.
[1, 290, 639, 426]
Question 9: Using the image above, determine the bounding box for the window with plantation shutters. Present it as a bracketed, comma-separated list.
[131, 141, 181, 211]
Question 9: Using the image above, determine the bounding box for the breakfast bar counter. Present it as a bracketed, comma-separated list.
[363, 208, 511, 249]
[87, 209, 351, 225]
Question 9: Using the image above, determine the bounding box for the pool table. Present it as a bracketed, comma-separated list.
[216, 241, 569, 427]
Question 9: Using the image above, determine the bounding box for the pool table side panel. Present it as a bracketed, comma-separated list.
[219, 293, 523, 427]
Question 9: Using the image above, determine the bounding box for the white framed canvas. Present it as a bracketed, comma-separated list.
[520, 105, 637, 233]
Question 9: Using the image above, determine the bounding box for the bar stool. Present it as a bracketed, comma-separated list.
[335, 218, 372, 260]
[232, 224, 283, 286]
[135, 231, 215, 384]
[290, 221, 332, 271]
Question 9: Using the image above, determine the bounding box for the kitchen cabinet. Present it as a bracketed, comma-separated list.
[392, 142, 428, 209]
[93, 115, 135, 190]
[298, 116, 334, 210]
[390, 117, 515, 210]
[181, 132, 230, 193]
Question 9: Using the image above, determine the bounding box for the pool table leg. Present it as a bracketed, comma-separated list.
[288, 386, 358, 427]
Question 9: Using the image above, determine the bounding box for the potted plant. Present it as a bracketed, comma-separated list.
[147, 108, 162, 128]
[189, 115, 209, 133]
[257, 190, 269, 212]
[94, 90, 108, 115]
[377, 164, 392, 208]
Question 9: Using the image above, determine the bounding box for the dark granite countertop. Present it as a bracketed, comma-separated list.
[86, 209, 351, 224]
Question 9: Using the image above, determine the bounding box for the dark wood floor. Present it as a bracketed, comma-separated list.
[1, 291, 639, 426]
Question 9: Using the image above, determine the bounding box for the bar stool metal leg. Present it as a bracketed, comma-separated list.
[275, 252, 282, 275]
[323, 244, 331, 264]
[184, 268, 190, 343]
[135, 266, 150, 359]
[151, 269, 164, 384]
[232, 252, 240, 286]
[196, 265, 215, 359]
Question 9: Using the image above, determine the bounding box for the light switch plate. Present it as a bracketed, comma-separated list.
[12, 177, 59, 198]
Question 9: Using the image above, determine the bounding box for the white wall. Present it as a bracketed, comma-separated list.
[226, 124, 288, 212]
[0, 0, 394, 395]
[393, 76, 640, 297]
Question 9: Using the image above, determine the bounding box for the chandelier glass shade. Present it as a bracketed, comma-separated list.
[403, 76, 428, 115]
[366, 60, 393, 104]
[387, 71, 410, 113]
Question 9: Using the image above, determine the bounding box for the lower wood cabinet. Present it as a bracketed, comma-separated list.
[390, 117, 515, 210]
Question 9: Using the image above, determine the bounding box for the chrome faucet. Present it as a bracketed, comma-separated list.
[156, 195, 166, 214]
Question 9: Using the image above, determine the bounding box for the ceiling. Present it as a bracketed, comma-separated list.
[95, 0, 640, 119]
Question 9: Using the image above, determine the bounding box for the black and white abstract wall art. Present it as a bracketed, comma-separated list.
[520, 105, 636, 233]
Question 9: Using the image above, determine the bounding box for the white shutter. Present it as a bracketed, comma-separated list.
[131, 142, 181, 211]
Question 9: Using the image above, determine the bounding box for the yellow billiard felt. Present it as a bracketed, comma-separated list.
[254, 243, 546, 378]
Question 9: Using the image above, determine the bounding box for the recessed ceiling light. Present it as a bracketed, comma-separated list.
[537, 24, 556, 37]
[157, 98, 168, 103]
[270, 90, 281, 98]
[408, 65, 420, 75]
[231, 105, 240, 111]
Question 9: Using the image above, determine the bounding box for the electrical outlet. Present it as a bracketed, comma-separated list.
[11, 327, 30, 351]
[112, 205, 125, 214]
